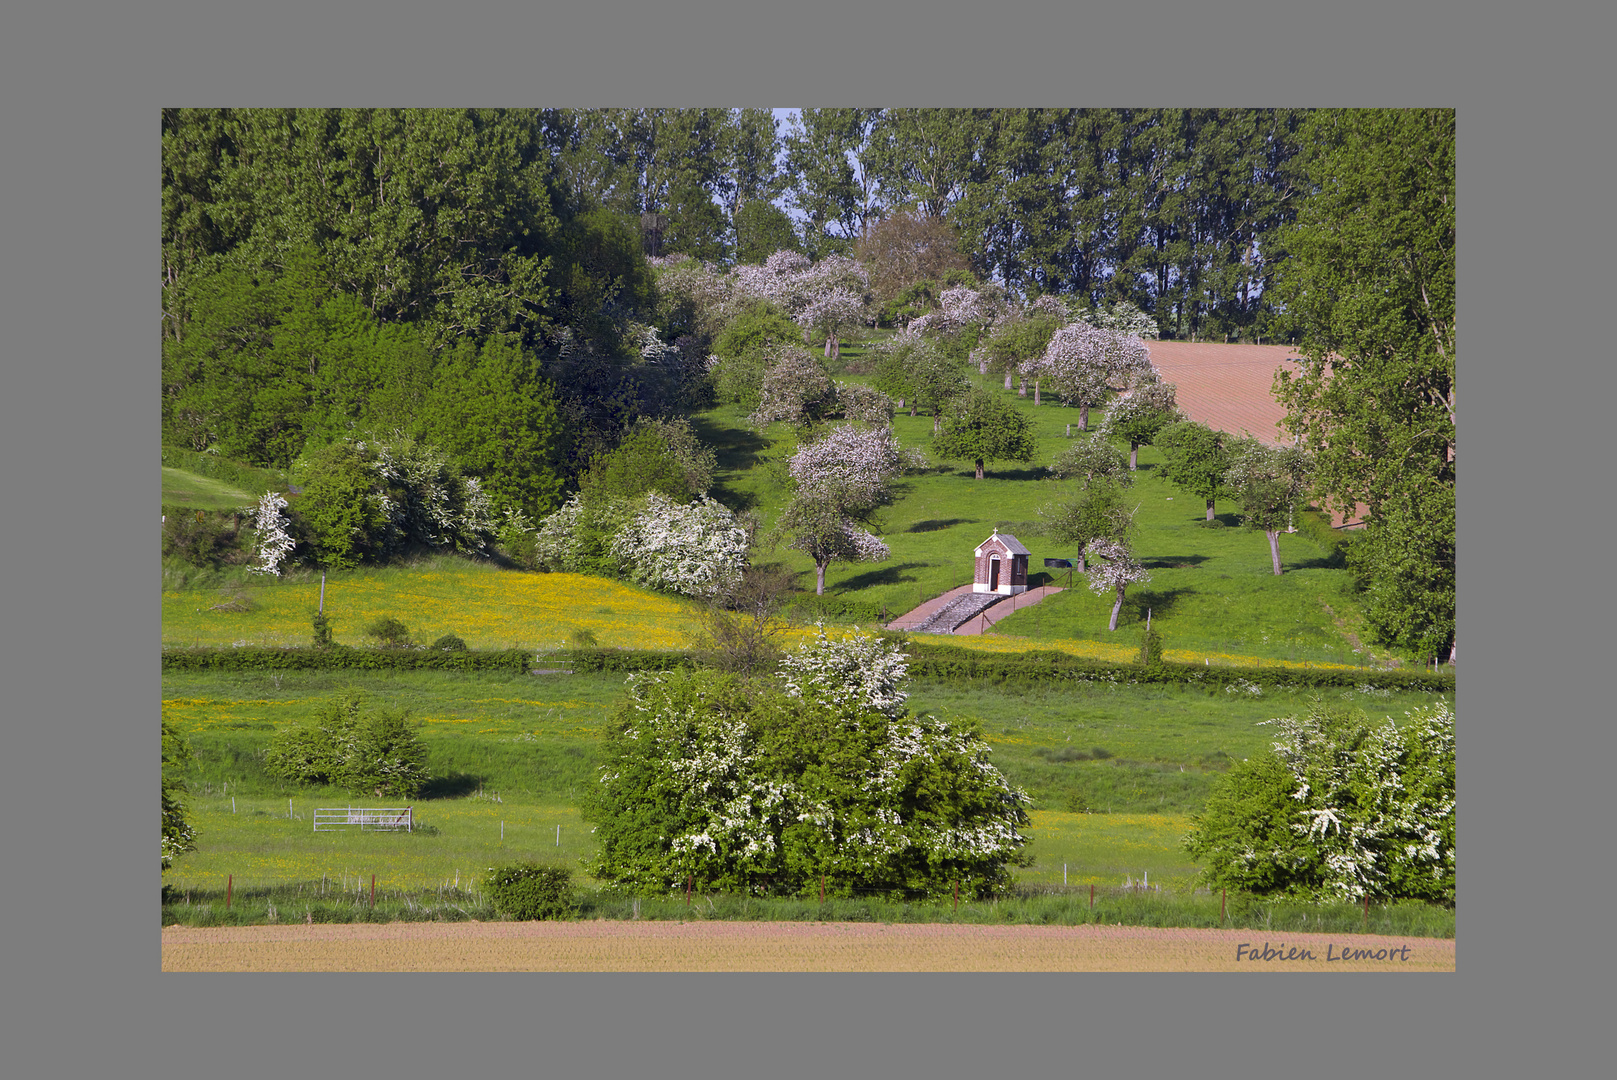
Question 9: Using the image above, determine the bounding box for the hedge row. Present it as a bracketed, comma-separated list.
[161, 445, 290, 495]
[161, 642, 1454, 694]
[898, 639, 1454, 693]
[161, 645, 531, 673]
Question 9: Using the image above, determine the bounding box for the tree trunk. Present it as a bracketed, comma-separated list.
[1109, 585, 1124, 631]
[1447, 632, 1455, 666]
[975, 458, 985, 480]
[1076, 554, 1086, 573]
[1130, 443, 1139, 470]
[934, 414, 942, 434]
[1004, 372, 1013, 390]
[1267, 529, 1283, 575]
[1206, 498, 1215, 521]
[816, 561, 827, 595]
[1080, 404, 1089, 431]
[1034, 379, 1041, 406]
[1018, 375, 1027, 398]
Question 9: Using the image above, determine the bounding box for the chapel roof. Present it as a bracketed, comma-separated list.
[976, 530, 1030, 556]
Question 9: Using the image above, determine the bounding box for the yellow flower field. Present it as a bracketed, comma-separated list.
[162, 566, 701, 651]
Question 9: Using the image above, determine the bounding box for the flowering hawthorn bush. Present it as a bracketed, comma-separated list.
[581, 631, 1031, 899]
[607, 494, 752, 599]
[1183, 698, 1454, 905]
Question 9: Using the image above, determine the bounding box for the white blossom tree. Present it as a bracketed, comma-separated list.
[1184, 698, 1454, 905]
[1038, 323, 1153, 429]
[779, 623, 910, 720]
[834, 381, 897, 426]
[247, 491, 296, 576]
[582, 632, 1032, 900]
[1084, 535, 1150, 631]
[1038, 323, 1112, 428]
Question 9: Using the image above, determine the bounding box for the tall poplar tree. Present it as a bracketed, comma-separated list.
[1272, 108, 1455, 659]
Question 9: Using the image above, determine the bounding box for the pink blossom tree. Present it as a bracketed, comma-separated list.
[779, 423, 914, 593]
[1101, 374, 1181, 469]
[750, 346, 838, 430]
[1083, 535, 1150, 631]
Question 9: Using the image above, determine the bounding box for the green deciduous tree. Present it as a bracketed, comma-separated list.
[932, 388, 1037, 480]
[1155, 420, 1232, 521]
[1039, 481, 1136, 574]
[263, 690, 431, 799]
[579, 425, 699, 504]
[162, 719, 197, 872]
[417, 337, 565, 520]
[1272, 108, 1455, 660]
[1226, 438, 1312, 575]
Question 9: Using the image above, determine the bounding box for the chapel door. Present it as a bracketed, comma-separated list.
[990, 555, 1001, 591]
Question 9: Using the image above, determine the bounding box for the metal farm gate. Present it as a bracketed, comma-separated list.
[313, 807, 413, 832]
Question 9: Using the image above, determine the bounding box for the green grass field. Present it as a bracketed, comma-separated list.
[161, 466, 259, 512]
[162, 667, 1450, 905]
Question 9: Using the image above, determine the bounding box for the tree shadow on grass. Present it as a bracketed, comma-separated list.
[907, 518, 971, 533]
[419, 772, 482, 800]
[1140, 554, 1211, 569]
[985, 466, 1054, 482]
[1128, 586, 1193, 621]
[834, 562, 929, 590]
[691, 414, 769, 473]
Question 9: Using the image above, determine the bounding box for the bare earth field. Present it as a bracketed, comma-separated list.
[1147, 341, 1367, 526]
[162, 920, 1454, 972]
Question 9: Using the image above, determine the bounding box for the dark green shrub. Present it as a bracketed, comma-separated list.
[484, 862, 577, 921]
[311, 611, 333, 649]
[431, 633, 468, 652]
[1138, 625, 1164, 667]
[364, 616, 412, 648]
[263, 690, 430, 798]
[163, 511, 247, 568]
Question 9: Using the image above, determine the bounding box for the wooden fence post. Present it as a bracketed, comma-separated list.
[371, 873, 376, 910]
[954, 879, 959, 913]
[226, 874, 232, 910]
[1090, 884, 1094, 911]
[687, 873, 692, 906]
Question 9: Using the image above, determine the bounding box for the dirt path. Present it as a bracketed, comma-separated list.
[162, 920, 1453, 971]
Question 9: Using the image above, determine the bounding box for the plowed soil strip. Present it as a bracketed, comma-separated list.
[162, 921, 1454, 971]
